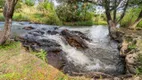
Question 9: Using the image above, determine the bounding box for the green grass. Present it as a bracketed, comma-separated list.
[31, 49, 47, 62]
[93, 21, 107, 25]
[0, 41, 89, 80]
[128, 44, 137, 50]
[0, 13, 4, 21]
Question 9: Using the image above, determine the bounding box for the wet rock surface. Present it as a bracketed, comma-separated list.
[23, 26, 35, 30]
[19, 26, 92, 70]
[61, 29, 89, 49]
[19, 26, 125, 77]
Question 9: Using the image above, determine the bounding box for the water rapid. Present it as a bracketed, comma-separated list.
[0, 22, 125, 76]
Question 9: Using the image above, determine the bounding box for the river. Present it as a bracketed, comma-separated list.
[0, 21, 125, 76]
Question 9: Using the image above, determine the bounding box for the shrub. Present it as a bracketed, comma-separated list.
[0, 13, 4, 21]
[13, 13, 29, 21]
[0, 0, 5, 9]
[25, 0, 35, 6]
[37, 2, 62, 25]
[46, 13, 62, 25]
[56, 2, 94, 25]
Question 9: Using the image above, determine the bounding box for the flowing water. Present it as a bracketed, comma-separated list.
[0, 22, 125, 75]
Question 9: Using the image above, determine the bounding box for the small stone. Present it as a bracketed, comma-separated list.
[114, 77, 122, 80]
[126, 53, 137, 64]
[23, 26, 35, 30]
[133, 76, 141, 80]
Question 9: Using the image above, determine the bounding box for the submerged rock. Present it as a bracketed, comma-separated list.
[23, 26, 35, 30]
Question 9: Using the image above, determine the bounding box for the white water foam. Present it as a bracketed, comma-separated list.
[42, 25, 119, 72]
[44, 34, 91, 66]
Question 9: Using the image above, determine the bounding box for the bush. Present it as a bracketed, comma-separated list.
[37, 1, 54, 12]
[0, 13, 4, 21]
[13, 13, 29, 21]
[37, 2, 62, 25]
[46, 13, 62, 25]
[56, 2, 94, 25]
[25, 0, 35, 6]
[0, 0, 5, 9]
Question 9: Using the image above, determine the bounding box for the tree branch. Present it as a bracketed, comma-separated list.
[117, 0, 129, 23]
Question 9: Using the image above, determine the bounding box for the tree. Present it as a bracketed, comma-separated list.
[94, 0, 129, 39]
[57, 0, 129, 39]
[58, 0, 142, 30]
[0, 0, 18, 45]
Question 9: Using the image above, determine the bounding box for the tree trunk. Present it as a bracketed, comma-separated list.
[129, 10, 142, 29]
[108, 20, 117, 38]
[129, 18, 142, 29]
[0, 0, 18, 45]
[0, 18, 12, 45]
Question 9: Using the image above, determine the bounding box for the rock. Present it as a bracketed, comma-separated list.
[125, 54, 138, 74]
[113, 77, 122, 80]
[61, 29, 88, 49]
[133, 76, 141, 80]
[47, 30, 58, 35]
[126, 53, 138, 65]
[120, 39, 128, 56]
[111, 30, 125, 43]
[47, 51, 65, 69]
[71, 31, 91, 41]
[118, 30, 142, 75]
[19, 26, 125, 77]
[36, 39, 60, 46]
[23, 26, 35, 30]
[125, 76, 142, 80]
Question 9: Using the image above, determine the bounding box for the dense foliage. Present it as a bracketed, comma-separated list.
[25, 0, 35, 6]
[0, 0, 142, 27]
[0, 0, 5, 9]
[56, 2, 95, 25]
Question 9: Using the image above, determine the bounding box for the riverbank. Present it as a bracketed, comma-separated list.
[0, 41, 89, 80]
[0, 12, 107, 26]
[0, 26, 142, 79]
[0, 33, 142, 80]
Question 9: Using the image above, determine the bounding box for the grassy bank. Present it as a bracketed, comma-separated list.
[0, 4, 62, 25]
[0, 41, 89, 80]
[0, 12, 107, 26]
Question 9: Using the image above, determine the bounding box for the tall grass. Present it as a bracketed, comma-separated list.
[31, 49, 47, 62]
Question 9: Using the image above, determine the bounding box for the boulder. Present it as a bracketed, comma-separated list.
[23, 26, 35, 30]
[61, 29, 88, 49]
